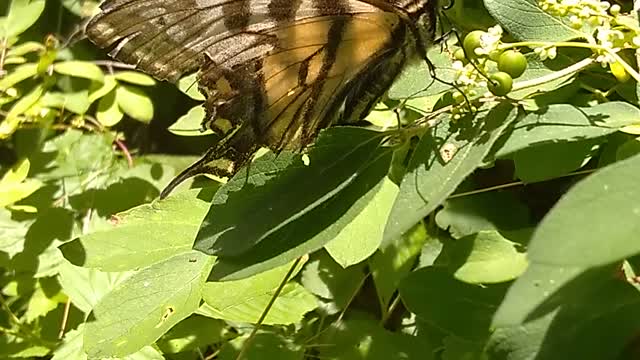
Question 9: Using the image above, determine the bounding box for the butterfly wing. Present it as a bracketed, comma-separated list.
[86, 0, 435, 197]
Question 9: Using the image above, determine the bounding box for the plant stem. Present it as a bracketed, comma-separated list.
[512, 57, 596, 91]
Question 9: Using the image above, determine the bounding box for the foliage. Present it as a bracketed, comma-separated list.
[2, 0, 640, 359]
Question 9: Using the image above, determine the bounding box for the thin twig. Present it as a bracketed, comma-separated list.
[58, 299, 71, 339]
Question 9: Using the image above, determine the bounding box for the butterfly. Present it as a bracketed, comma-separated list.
[85, 0, 439, 198]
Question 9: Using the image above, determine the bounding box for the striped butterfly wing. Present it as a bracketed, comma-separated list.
[86, 0, 436, 197]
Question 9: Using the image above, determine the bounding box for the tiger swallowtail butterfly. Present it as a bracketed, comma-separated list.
[85, 0, 439, 198]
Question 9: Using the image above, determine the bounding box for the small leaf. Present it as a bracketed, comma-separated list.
[0, 63, 37, 91]
[168, 106, 211, 136]
[0, 0, 46, 38]
[88, 75, 118, 104]
[84, 251, 213, 358]
[60, 190, 209, 271]
[96, 89, 124, 127]
[447, 230, 528, 284]
[114, 71, 156, 86]
[116, 85, 154, 123]
[177, 73, 204, 100]
[0, 84, 45, 139]
[528, 153, 640, 266]
[301, 251, 366, 309]
[0, 159, 42, 207]
[217, 332, 303, 360]
[53, 61, 104, 82]
[384, 102, 519, 244]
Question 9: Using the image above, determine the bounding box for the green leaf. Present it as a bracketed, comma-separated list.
[114, 71, 156, 86]
[484, 0, 583, 41]
[96, 89, 124, 127]
[400, 267, 506, 341]
[325, 178, 398, 267]
[84, 251, 213, 358]
[315, 313, 431, 360]
[206, 130, 393, 280]
[53, 61, 104, 82]
[60, 190, 209, 271]
[88, 75, 118, 104]
[60, 0, 98, 17]
[0, 63, 37, 91]
[446, 230, 528, 284]
[489, 266, 640, 360]
[384, 102, 519, 244]
[436, 192, 531, 239]
[57, 260, 132, 314]
[0, 0, 45, 38]
[196, 127, 389, 257]
[369, 222, 429, 312]
[200, 261, 317, 325]
[388, 47, 455, 99]
[168, 106, 211, 136]
[0, 84, 45, 139]
[512, 139, 596, 182]
[177, 73, 205, 100]
[300, 251, 366, 309]
[0, 158, 42, 207]
[116, 85, 154, 123]
[6, 41, 44, 57]
[40, 90, 91, 115]
[495, 103, 639, 158]
[527, 153, 640, 266]
[156, 315, 229, 354]
[24, 277, 66, 322]
[217, 332, 303, 360]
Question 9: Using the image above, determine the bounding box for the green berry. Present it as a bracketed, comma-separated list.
[498, 50, 528, 78]
[463, 31, 484, 59]
[453, 48, 467, 63]
[488, 72, 513, 96]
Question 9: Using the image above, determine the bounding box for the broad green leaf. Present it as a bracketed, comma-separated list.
[88, 75, 118, 104]
[40, 90, 91, 115]
[446, 230, 528, 284]
[53, 61, 104, 82]
[96, 89, 124, 127]
[201, 261, 316, 325]
[114, 71, 156, 86]
[84, 251, 213, 358]
[168, 106, 212, 136]
[116, 85, 154, 123]
[512, 139, 596, 182]
[315, 313, 430, 360]
[400, 267, 506, 341]
[384, 102, 519, 244]
[60, 190, 209, 271]
[325, 178, 398, 267]
[495, 103, 639, 158]
[156, 315, 229, 354]
[300, 251, 366, 309]
[0, 63, 37, 91]
[484, 0, 583, 41]
[488, 266, 640, 360]
[54, 324, 167, 360]
[528, 153, 640, 266]
[57, 260, 133, 314]
[177, 73, 205, 100]
[0, 158, 42, 207]
[206, 135, 393, 280]
[196, 127, 389, 258]
[0, 209, 30, 262]
[0, 0, 45, 38]
[217, 332, 303, 360]
[435, 192, 531, 239]
[388, 47, 455, 99]
[369, 222, 429, 312]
